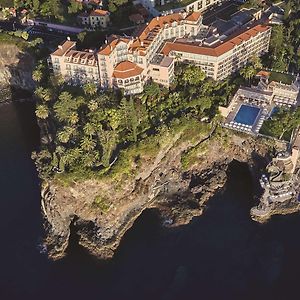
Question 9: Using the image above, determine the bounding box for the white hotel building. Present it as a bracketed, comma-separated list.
[50, 11, 271, 95]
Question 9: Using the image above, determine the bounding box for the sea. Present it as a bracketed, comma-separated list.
[1, 101, 300, 300]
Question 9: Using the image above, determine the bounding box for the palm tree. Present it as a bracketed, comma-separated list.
[83, 83, 97, 97]
[88, 99, 99, 111]
[80, 136, 96, 151]
[35, 87, 51, 102]
[81, 151, 100, 167]
[32, 69, 43, 83]
[69, 112, 79, 125]
[83, 122, 96, 137]
[240, 65, 256, 84]
[35, 104, 49, 119]
[63, 147, 82, 166]
[141, 82, 165, 108]
[57, 126, 75, 143]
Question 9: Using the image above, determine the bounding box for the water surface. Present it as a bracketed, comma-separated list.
[0, 101, 300, 300]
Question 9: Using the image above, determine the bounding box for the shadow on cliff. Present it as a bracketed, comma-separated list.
[91, 159, 300, 300]
[6, 49, 35, 100]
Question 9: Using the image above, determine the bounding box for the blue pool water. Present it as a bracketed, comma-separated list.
[234, 105, 260, 126]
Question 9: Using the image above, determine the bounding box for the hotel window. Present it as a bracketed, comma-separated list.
[54, 58, 59, 63]
[66, 64, 71, 70]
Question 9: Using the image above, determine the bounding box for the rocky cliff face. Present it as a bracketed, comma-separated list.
[41, 132, 273, 260]
[0, 43, 35, 94]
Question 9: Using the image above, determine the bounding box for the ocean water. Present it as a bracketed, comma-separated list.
[1, 101, 300, 300]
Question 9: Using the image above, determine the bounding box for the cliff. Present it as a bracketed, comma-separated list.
[41, 130, 274, 260]
[0, 43, 35, 99]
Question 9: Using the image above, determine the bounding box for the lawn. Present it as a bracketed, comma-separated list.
[269, 71, 295, 85]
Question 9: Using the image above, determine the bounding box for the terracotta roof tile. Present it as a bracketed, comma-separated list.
[113, 61, 143, 79]
[98, 35, 131, 55]
[90, 9, 109, 17]
[185, 11, 202, 22]
[52, 40, 76, 56]
[161, 24, 270, 58]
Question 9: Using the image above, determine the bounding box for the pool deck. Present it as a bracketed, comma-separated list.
[223, 99, 274, 135]
[221, 77, 300, 136]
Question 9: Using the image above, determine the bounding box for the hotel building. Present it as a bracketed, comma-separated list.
[50, 11, 271, 95]
[161, 24, 271, 81]
[50, 40, 100, 85]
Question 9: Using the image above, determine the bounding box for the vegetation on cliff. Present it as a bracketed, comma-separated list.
[33, 64, 238, 182]
[31, 0, 300, 183]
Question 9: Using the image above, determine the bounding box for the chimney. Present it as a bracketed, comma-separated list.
[58, 45, 63, 49]
[141, 41, 144, 47]
[67, 36, 71, 41]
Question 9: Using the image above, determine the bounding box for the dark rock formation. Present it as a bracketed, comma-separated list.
[0, 43, 35, 102]
[40, 132, 274, 260]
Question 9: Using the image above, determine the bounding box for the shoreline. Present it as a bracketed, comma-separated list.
[40, 134, 272, 260]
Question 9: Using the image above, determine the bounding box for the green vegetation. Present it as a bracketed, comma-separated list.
[260, 108, 300, 141]
[239, 55, 262, 85]
[93, 195, 110, 212]
[262, 0, 300, 73]
[269, 71, 295, 84]
[33, 63, 237, 182]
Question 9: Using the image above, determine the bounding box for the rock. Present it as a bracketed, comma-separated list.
[41, 133, 271, 260]
[0, 43, 35, 92]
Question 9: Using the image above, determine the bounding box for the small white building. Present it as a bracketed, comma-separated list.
[78, 9, 110, 28]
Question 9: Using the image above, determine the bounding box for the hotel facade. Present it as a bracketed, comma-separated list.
[50, 11, 271, 95]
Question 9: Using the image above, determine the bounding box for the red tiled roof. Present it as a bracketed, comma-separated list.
[256, 70, 271, 77]
[51, 40, 76, 56]
[112, 61, 143, 79]
[90, 9, 109, 17]
[161, 24, 270, 57]
[185, 11, 201, 22]
[99, 12, 202, 57]
[98, 35, 131, 55]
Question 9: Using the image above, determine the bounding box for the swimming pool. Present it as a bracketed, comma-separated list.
[234, 105, 260, 126]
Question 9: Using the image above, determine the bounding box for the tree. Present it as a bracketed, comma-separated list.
[40, 0, 64, 21]
[83, 122, 96, 137]
[57, 126, 75, 143]
[35, 87, 52, 102]
[80, 136, 96, 151]
[54, 92, 81, 123]
[32, 0, 40, 13]
[270, 26, 284, 59]
[83, 82, 97, 97]
[35, 104, 49, 119]
[141, 82, 166, 108]
[77, 31, 87, 43]
[68, 0, 82, 14]
[32, 69, 43, 83]
[250, 55, 262, 70]
[100, 130, 117, 168]
[240, 65, 256, 84]
[261, 108, 300, 139]
[182, 65, 206, 86]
